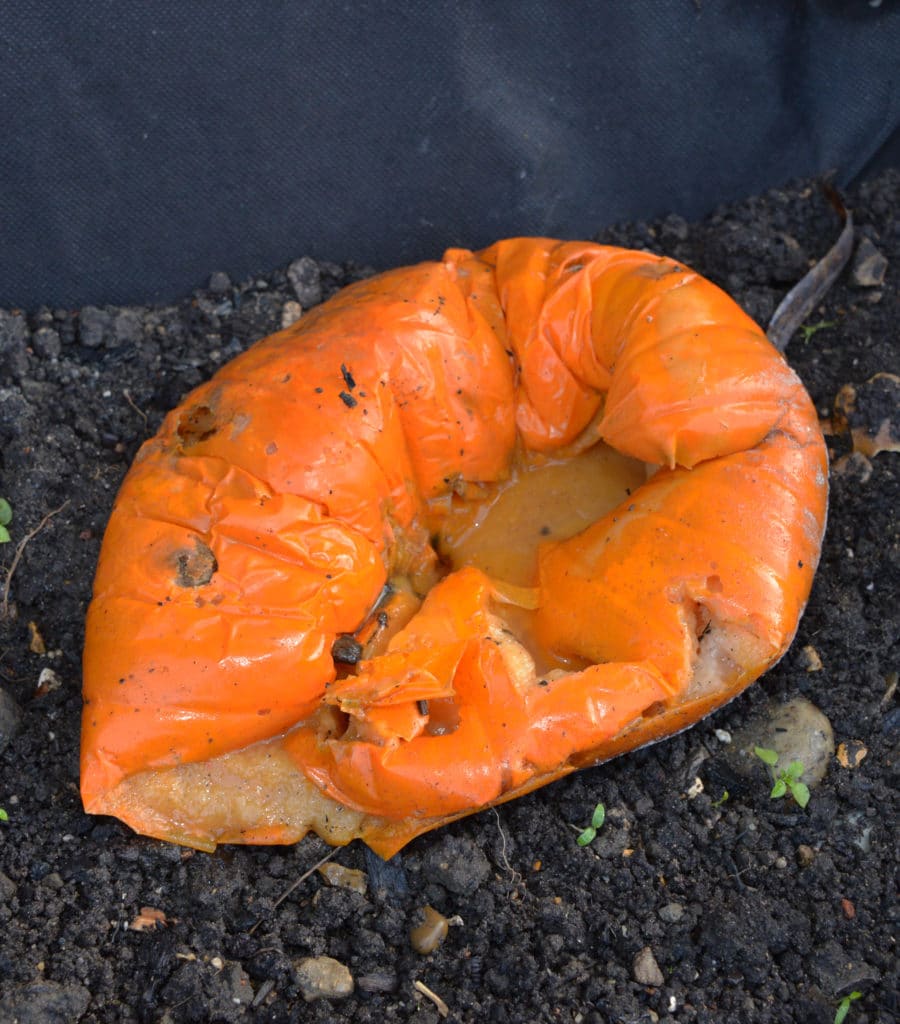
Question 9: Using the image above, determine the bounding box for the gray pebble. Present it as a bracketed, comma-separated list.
[208, 270, 232, 293]
[288, 256, 322, 307]
[851, 237, 888, 288]
[78, 306, 112, 348]
[730, 697, 834, 787]
[294, 956, 354, 1002]
[658, 902, 684, 923]
[0, 687, 23, 754]
[632, 946, 665, 987]
[112, 308, 142, 347]
[4, 980, 91, 1023]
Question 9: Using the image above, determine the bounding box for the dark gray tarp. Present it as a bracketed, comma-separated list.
[2, 1, 898, 309]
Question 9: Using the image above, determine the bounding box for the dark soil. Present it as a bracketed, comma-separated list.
[1, 172, 897, 1024]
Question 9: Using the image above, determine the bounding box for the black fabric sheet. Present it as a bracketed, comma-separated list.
[2, 1, 898, 309]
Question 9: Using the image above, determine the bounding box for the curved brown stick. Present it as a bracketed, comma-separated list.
[768, 195, 854, 352]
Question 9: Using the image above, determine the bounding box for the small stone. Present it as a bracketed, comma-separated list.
[79, 306, 112, 348]
[208, 271, 232, 294]
[658, 902, 684, 923]
[317, 861, 368, 895]
[410, 905, 450, 954]
[281, 300, 303, 329]
[632, 946, 665, 987]
[288, 256, 323, 307]
[294, 956, 354, 1002]
[800, 645, 823, 672]
[851, 237, 888, 288]
[0, 687, 23, 754]
[797, 844, 816, 867]
[111, 308, 143, 347]
[731, 697, 834, 787]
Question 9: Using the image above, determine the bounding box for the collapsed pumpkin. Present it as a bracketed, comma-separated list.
[81, 239, 828, 857]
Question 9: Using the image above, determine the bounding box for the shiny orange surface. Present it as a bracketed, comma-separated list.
[81, 239, 828, 854]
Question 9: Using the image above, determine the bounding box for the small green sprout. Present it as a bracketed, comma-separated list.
[576, 803, 606, 846]
[799, 320, 836, 343]
[754, 747, 810, 808]
[711, 789, 729, 808]
[834, 990, 862, 1024]
[0, 808, 8, 823]
[0, 498, 11, 544]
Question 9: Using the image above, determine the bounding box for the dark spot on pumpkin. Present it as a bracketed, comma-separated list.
[331, 634, 363, 665]
[641, 701, 666, 719]
[173, 539, 217, 587]
[176, 404, 218, 446]
[339, 390, 358, 408]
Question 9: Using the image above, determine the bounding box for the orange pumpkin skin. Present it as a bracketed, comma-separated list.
[81, 240, 828, 857]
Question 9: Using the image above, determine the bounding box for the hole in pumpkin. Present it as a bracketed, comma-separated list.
[423, 698, 461, 737]
[435, 443, 646, 588]
[173, 540, 217, 587]
[176, 404, 218, 447]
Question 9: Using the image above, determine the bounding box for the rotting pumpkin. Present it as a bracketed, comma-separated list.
[81, 239, 828, 858]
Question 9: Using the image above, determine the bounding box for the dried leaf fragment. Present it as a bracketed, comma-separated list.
[833, 373, 900, 458]
[28, 621, 46, 655]
[836, 740, 868, 769]
[129, 906, 171, 931]
[800, 645, 823, 672]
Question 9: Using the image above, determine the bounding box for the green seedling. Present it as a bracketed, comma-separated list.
[834, 990, 862, 1024]
[711, 789, 729, 808]
[576, 803, 606, 846]
[0, 808, 8, 823]
[754, 747, 810, 808]
[799, 319, 836, 343]
[0, 498, 11, 544]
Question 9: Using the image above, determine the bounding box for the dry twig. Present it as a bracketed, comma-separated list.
[1, 501, 70, 620]
[247, 846, 339, 935]
[414, 980, 450, 1018]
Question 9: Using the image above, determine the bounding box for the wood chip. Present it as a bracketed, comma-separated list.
[28, 621, 46, 655]
[414, 980, 449, 1018]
